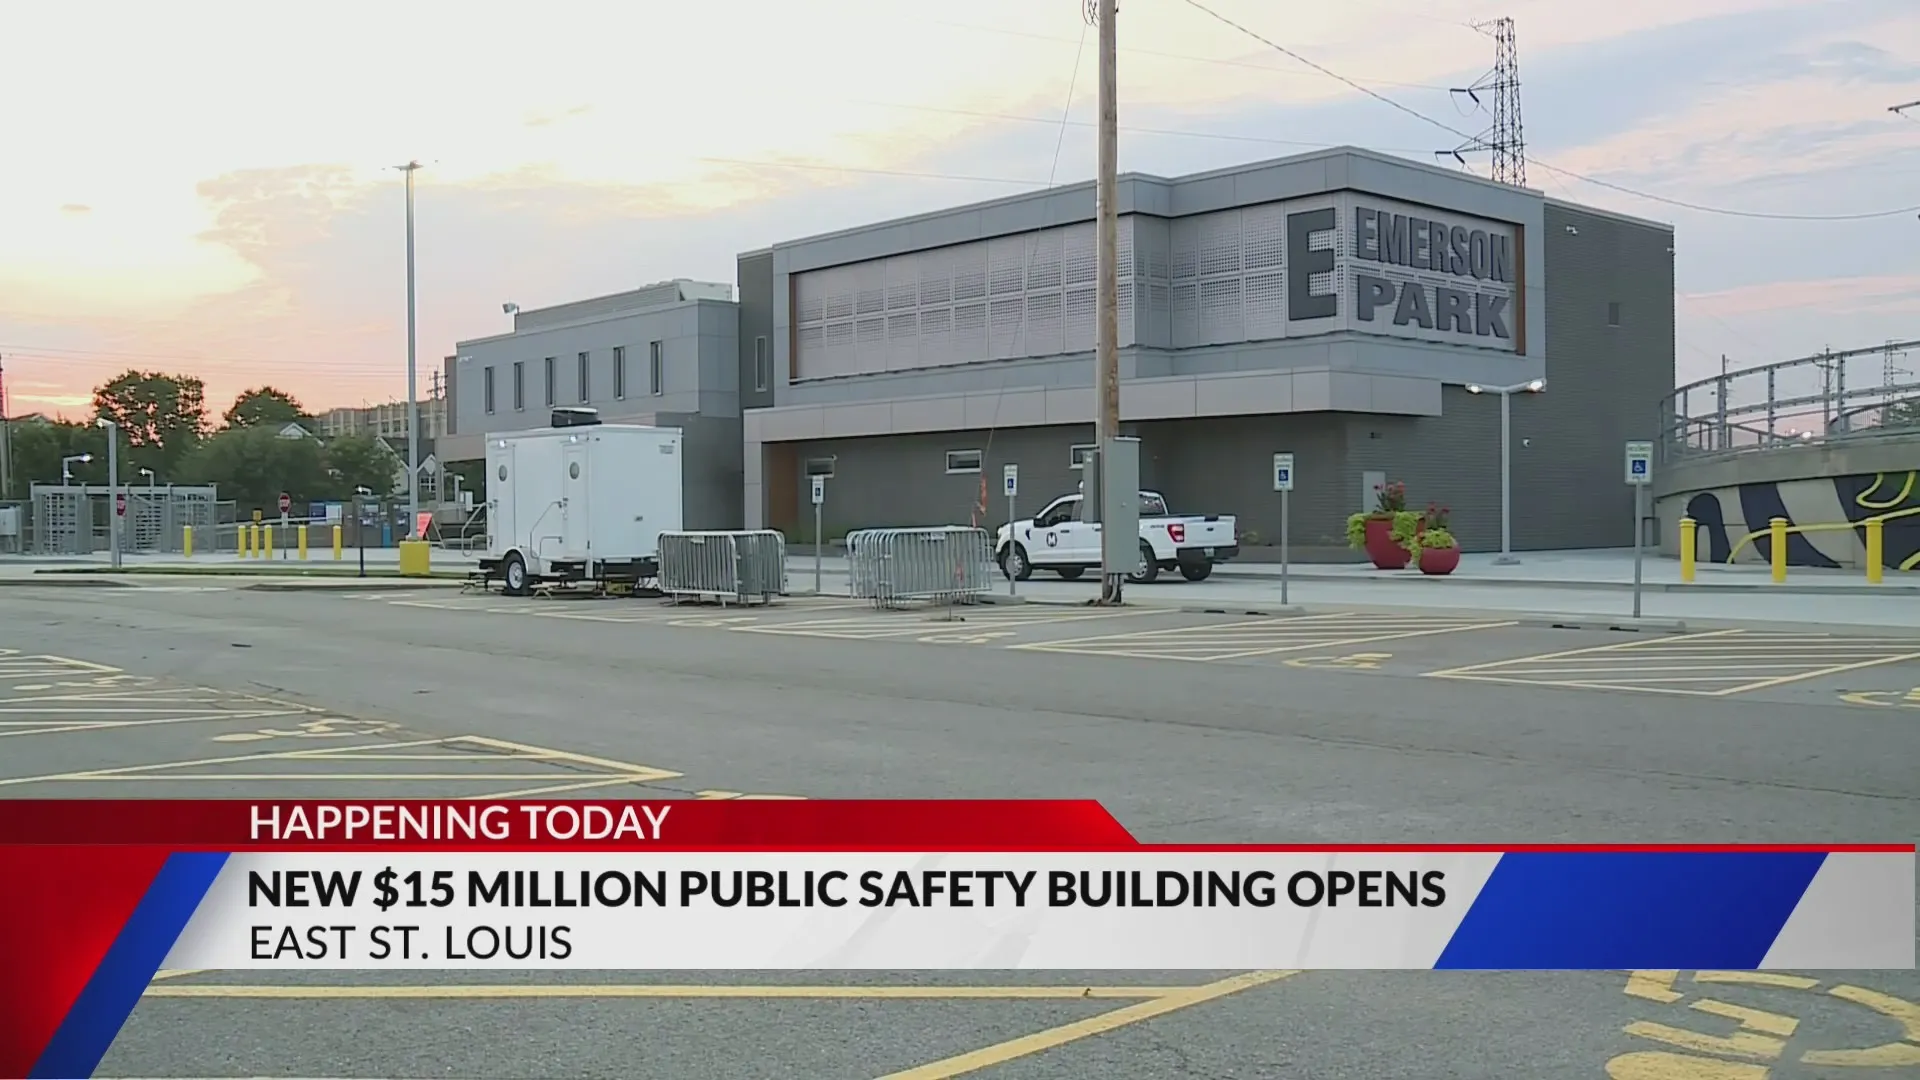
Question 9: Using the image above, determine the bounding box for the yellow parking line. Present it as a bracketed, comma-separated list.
[1715, 651, 1920, 694]
[144, 983, 1188, 1001]
[876, 970, 1299, 1079]
[1018, 618, 1513, 662]
[1425, 630, 1746, 678]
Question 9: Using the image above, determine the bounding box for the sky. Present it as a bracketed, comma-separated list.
[1, 0, 1916, 424]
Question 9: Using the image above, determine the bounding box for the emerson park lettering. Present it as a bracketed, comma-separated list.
[1351, 206, 1514, 341]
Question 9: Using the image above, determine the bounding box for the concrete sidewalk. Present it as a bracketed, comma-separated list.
[783, 551, 1920, 630]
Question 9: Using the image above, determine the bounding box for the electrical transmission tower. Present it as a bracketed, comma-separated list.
[1436, 17, 1527, 186]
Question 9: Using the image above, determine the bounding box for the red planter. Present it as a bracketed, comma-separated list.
[1419, 545, 1461, 576]
[1363, 517, 1410, 570]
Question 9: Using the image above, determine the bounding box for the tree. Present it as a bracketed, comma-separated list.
[223, 386, 307, 430]
[323, 434, 397, 498]
[91, 370, 208, 475]
[4, 418, 108, 494]
[175, 427, 331, 514]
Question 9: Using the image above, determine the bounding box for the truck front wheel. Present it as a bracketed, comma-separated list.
[1002, 544, 1034, 582]
[1126, 540, 1160, 584]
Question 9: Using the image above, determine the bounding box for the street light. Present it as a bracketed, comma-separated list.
[354, 485, 374, 578]
[95, 417, 120, 569]
[1465, 378, 1546, 565]
[61, 453, 92, 483]
[394, 160, 424, 538]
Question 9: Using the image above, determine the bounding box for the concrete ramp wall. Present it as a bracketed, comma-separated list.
[1652, 433, 1920, 572]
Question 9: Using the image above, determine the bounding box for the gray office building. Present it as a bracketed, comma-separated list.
[737, 146, 1675, 555]
[441, 280, 746, 530]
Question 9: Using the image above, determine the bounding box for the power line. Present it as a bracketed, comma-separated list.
[848, 99, 1434, 155]
[1176, 0, 1920, 222]
[919, 16, 1453, 91]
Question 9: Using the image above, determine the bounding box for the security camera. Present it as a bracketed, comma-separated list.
[502, 302, 520, 315]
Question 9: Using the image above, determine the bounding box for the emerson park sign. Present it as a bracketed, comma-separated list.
[1286, 204, 1518, 345]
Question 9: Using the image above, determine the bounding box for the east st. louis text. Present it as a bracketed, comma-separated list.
[249, 867, 1450, 911]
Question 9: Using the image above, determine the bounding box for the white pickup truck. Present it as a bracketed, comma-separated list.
[995, 490, 1239, 584]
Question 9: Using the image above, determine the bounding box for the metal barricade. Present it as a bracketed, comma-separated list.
[657, 530, 788, 605]
[844, 527, 995, 609]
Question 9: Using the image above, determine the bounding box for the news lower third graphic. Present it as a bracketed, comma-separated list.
[0, 800, 1912, 1080]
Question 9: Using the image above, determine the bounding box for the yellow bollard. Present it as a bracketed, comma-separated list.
[298, 524, 309, 561]
[264, 525, 274, 560]
[239, 523, 250, 557]
[1769, 517, 1787, 583]
[1678, 517, 1696, 583]
[183, 525, 194, 559]
[1866, 516, 1884, 584]
[333, 524, 343, 560]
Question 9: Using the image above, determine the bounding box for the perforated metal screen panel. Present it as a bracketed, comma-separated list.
[791, 196, 1520, 381]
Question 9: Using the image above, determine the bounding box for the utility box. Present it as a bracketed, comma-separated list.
[1098, 437, 1141, 570]
[482, 424, 684, 594]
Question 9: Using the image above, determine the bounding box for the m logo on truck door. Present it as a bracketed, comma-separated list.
[1046, 533, 1059, 547]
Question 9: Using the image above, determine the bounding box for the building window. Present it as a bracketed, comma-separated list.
[511, 361, 526, 410]
[483, 366, 496, 414]
[577, 352, 591, 402]
[945, 449, 983, 474]
[1069, 443, 1095, 469]
[613, 346, 627, 399]
[649, 341, 664, 395]
[754, 336, 772, 392]
[1607, 301, 1622, 327]
[804, 456, 836, 478]
[543, 357, 556, 406]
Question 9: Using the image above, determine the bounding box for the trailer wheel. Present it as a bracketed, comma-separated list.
[502, 552, 531, 597]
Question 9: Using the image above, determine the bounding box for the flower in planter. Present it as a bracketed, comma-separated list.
[1390, 510, 1424, 555]
[1373, 481, 1408, 514]
[1345, 513, 1370, 550]
[1423, 503, 1451, 532]
[1418, 527, 1458, 550]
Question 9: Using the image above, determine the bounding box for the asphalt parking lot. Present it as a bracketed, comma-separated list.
[317, 587, 1920, 709]
[0, 581, 1915, 1079]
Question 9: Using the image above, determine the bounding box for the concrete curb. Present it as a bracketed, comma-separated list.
[1209, 567, 1918, 596]
[1179, 604, 1307, 617]
[244, 580, 463, 593]
[1517, 615, 1689, 634]
[0, 576, 136, 588]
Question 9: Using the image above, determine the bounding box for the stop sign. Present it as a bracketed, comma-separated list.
[114, 494, 127, 517]
[278, 492, 291, 514]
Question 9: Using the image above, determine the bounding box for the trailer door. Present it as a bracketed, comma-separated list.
[562, 440, 590, 559]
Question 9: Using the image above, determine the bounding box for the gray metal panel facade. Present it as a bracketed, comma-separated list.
[740, 148, 1674, 551]
[443, 296, 742, 530]
[737, 251, 776, 412]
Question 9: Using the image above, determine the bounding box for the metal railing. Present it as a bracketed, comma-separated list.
[844, 527, 995, 609]
[1659, 339, 1920, 464]
[658, 530, 788, 605]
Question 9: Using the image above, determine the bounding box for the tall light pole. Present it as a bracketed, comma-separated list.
[95, 417, 120, 569]
[1088, 0, 1122, 603]
[395, 160, 424, 537]
[1465, 379, 1545, 565]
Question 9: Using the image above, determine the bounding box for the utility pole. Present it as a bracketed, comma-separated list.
[0, 354, 11, 502]
[1436, 16, 1526, 186]
[396, 160, 423, 533]
[1092, 0, 1123, 603]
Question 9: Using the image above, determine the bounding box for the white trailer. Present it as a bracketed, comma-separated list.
[481, 416, 684, 595]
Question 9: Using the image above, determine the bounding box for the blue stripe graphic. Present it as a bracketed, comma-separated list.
[32, 852, 229, 1079]
[1435, 851, 1826, 970]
